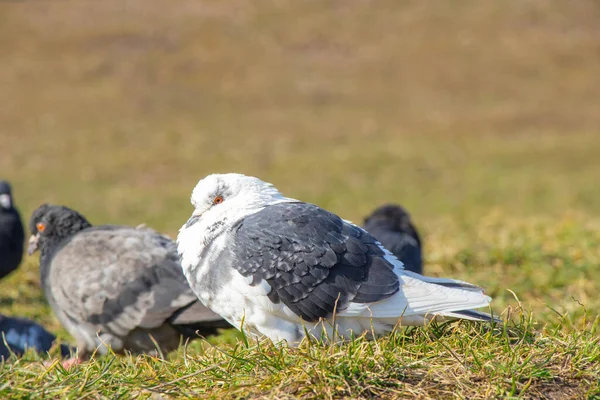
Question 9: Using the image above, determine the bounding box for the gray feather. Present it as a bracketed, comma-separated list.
[229, 202, 400, 322]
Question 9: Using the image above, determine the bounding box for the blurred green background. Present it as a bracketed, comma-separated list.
[1, 0, 599, 335]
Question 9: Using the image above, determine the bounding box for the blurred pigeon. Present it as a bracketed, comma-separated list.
[0, 314, 72, 360]
[28, 204, 230, 360]
[362, 204, 423, 274]
[0, 180, 24, 280]
[177, 173, 498, 345]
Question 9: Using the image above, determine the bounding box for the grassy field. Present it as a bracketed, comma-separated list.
[1, 0, 600, 398]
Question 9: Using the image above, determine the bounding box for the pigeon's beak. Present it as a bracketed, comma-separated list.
[0, 194, 10, 209]
[27, 234, 40, 255]
[185, 209, 205, 228]
[185, 215, 201, 228]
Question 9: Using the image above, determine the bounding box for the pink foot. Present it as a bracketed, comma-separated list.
[60, 357, 81, 369]
[42, 357, 82, 369]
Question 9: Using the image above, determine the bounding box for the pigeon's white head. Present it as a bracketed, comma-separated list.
[177, 173, 294, 270]
[188, 173, 290, 223]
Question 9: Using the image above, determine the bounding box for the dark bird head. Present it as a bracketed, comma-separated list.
[363, 204, 422, 247]
[27, 204, 93, 256]
[0, 180, 14, 211]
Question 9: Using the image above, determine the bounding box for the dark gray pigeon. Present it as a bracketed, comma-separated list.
[0, 180, 25, 280]
[28, 204, 230, 360]
[1, 314, 73, 360]
[362, 204, 423, 275]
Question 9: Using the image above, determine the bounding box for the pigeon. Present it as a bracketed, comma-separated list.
[0, 314, 72, 360]
[0, 180, 25, 280]
[362, 204, 423, 274]
[28, 204, 231, 360]
[177, 173, 498, 345]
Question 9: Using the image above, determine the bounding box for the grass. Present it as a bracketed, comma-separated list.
[1, 317, 599, 398]
[1, 0, 600, 398]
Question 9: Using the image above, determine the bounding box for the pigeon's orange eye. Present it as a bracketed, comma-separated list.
[36, 222, 46, 232]
[213, 195, 224, 205]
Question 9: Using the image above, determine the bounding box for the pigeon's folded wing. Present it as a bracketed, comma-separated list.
[47, 227, 201, 338]
[230, 202, 400, 322]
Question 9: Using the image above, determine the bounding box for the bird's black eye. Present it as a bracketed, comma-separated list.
[36, 222, 46, 233]
[213, 195, 224, 205]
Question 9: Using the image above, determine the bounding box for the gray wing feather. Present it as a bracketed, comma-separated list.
[170, 301, 226, 325]
[48, 227, 204, 343]
[231, 203, 400, 322]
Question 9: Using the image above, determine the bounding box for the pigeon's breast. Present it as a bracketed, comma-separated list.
[181, 232, 232, 306]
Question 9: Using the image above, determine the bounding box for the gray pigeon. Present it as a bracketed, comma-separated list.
[177, 173, 498, 345]
[28, 204, 230, 360]
[0, 180, 25, 280]
[362, 204, 423, 275]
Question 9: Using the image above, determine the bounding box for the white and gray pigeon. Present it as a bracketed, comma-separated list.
[362, 204, 423, 274]
[178, 173, 499, 345]
[28, 204, 230, 360]
[0, 180, 25, 280]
